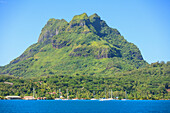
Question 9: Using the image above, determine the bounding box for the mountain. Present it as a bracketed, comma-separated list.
[0, 13, 147, 78]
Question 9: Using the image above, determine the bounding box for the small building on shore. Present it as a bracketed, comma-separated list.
[43, 97, 46, 100]
[23, 96, 34, 100]
[37, 97, 47, 100]
[4, 82, 13, 85]
[5, 96, 21, 100]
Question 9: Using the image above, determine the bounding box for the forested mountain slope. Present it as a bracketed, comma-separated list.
[0, 62, 169, 99]
[0, 13, 147, 77]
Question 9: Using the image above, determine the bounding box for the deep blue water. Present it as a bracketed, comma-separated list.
[0, 100, 169, 113]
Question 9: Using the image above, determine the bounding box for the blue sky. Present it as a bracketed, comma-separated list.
[0, 0, 170, 66]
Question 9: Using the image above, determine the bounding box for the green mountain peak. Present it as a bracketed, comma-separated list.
[38, 18, 68, 43]
[67, 13, 91, 33]
[89, 13, 100, 20]
[0, 13, 147, 78]
[71, 13, 89, 21]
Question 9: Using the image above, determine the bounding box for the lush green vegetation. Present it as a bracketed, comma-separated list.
[0, 13, 146, 78]
[0, 62, 169, 100]
[0, 13, 169, 100]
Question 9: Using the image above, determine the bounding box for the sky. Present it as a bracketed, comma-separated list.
[0, 0, 170, 66]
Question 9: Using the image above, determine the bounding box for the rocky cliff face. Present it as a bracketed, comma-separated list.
[0, 13, 147, 77]
[38, 13, 120, 44]
[38, 19, 68, 43]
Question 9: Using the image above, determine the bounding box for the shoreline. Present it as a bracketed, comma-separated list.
[0, 99, 169, 101]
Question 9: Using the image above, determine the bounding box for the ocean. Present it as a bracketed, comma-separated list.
[0, 100, 169, 113]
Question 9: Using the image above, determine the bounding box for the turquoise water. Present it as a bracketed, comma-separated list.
[0, 100, 169, 113]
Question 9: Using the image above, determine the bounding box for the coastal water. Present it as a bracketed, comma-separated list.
[0, 100, 169, 113]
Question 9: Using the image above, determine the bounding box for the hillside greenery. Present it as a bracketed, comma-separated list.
[0, 62, 169, 100]
[0, 13, 169, 100]
[0, 13, 146, 78]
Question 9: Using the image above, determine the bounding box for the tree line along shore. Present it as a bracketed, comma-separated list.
[0, 62, 169, 100]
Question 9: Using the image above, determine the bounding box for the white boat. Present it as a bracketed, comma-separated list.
[55, 88, 62, 100]
[90, 98, 97, 100]
[62, 99, 69, 100]
[62, 88, 69, 100]
[32, 87, 37, 100]
[72, 98, 79, 100]
[66, 88, 69, 100]
[55, 98, 62, 100]
[99, 89, 114, 101]
[90, 91, 98, 100]
[121, 90, 128, 100]
[99, 98, 113, 101]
